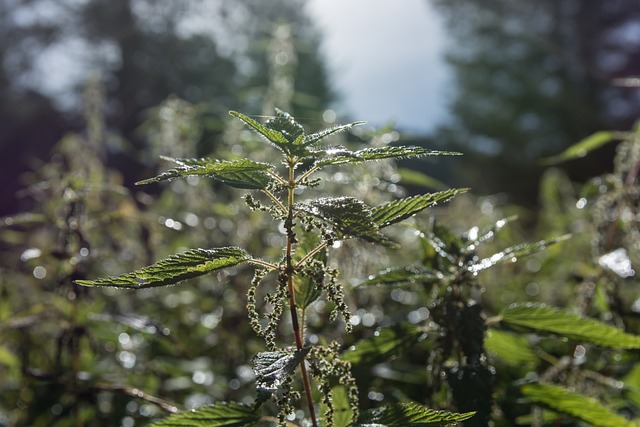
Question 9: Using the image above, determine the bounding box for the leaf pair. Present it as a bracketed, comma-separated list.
[230, 109, 362, 158]
[148, 401, 474, 427]
[361, 217, 567, 287]
[74, 247, 250, 288]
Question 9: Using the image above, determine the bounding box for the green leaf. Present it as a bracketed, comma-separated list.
[358, 265, 446, 287]
[136, 157, 274, 189]
[356, 402, 475, 426]
[321, 385, 353, 427]
[521, 383, 634, 427]
[229, 110, 290, 153]
[0, 212, 47, 227]
[315, 146, 461, 168]
[342, 323, 425, 365]
[252, 349, 310, 394]
[462, 216, 518, 249]
[148, 402, 261, 427]
[484, 330, 537, 367]
[372, 189, 467, 228]
[231, 109, 327, 156]
[499, 303, 640, 349]
[0, 345, 19, 368]
[541, 131, 616, 165]
[74, 247, 250, 288]
[468, 235, 570, 273]
[397, 168, 448, 191]
[293, 233, 325, 308]
[623, 363, 640, 409]
[296, 197, 396, 247]
[264, 108, 305, 144]
[303, 121, 365, 148]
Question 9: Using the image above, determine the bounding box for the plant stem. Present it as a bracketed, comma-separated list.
[285, 159, 318, 427]
[295, 241, 328, 269]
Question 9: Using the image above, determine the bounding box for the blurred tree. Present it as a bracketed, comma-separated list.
[429, 0, 640, 207]
[0, 0, 334, 214]
[236, 0, 336, 123]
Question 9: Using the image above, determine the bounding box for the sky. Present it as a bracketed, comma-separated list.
[306, 0, 451, 134]
[23, 0, 451, 135]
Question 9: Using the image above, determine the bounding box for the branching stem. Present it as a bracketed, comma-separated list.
[284, 158, 318, 427]
[294, 241, 328, 269]
[295, 166, 320, 185]
[262, 188, 287, 214]
[247, 258, 279, 271]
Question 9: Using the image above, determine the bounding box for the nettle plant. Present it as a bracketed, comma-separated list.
[76, 110, 473, 427]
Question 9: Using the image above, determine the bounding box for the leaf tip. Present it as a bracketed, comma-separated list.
[74, 279, 95, 287]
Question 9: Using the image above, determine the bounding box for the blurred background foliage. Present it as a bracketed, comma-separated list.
[0, 0, 638, 426]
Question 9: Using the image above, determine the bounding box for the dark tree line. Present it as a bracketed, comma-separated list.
[428, 0, 640, 206]
[0, 0, 333, 216]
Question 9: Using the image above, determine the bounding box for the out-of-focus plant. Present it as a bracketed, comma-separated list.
[76, 108, 472, 427]
[347, 97, 640, 426]
[0, 78, 177, 426]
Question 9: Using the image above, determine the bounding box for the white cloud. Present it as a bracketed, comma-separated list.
[307, 0, 450, 132]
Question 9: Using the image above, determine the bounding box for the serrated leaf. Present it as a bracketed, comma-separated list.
[148, 402, 261, 427]
[372, 189, 467, 229]
[0, 345, 19, 368]
[623, 363, 640, 409]
[252, 348, 310, 394]
[541, 131, 616, 165]
[303, 121, 364, 147]
[230, 109, 314, 156]
[136, 158, 274, 189]
[264, 108, 305, 144]
[342, 323, 424, 365]
[356, 402, 475, 426]
[468, 235, 570, 273]
[397, 168, 448, 191]
[75, 247, 250, 288]
[293, 233, 325, 308]
[0, 212, 47, 227]
[230, 111, 289, 151]
[296, 197, 396, 247]
[462, 216, 517, 250]
[521, 383, 634, 427]
[315, 146, 461, 168]
[499, 303, 640, 348]
[485, 330, 537, 367]
[358, 265, 446, 287]
[321, 385, 354, 427]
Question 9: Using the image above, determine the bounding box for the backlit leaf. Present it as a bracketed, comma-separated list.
[315, 146, 461, 167]
[264, 108, 304, 144]
[499, 303, 640, 348]
[303, 122, 364, 147]
[522, 383, 634, 427]
[397, 167, 448, 190]
[0, 212, 47, 227]
[321, 384, 353, 427]
[136, 157, 274, 189]
[358, 265, 446, 287]
[342, 323, 425, 365]
[356, 402, 475, 426]
[75, 247, 250, 288]
[462, 216, 518, 250]
[296, 197, 396, 247]
[293, 233, 325, 308]
[485, 330, 538, 367]
[229, 111, 289, 152]
[148, 402, 261, 427]
[252, 348, 310, 394]
[541, 131, 616, 165]
[468, 235, 570, 273]
[372, 189, 467, 228]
